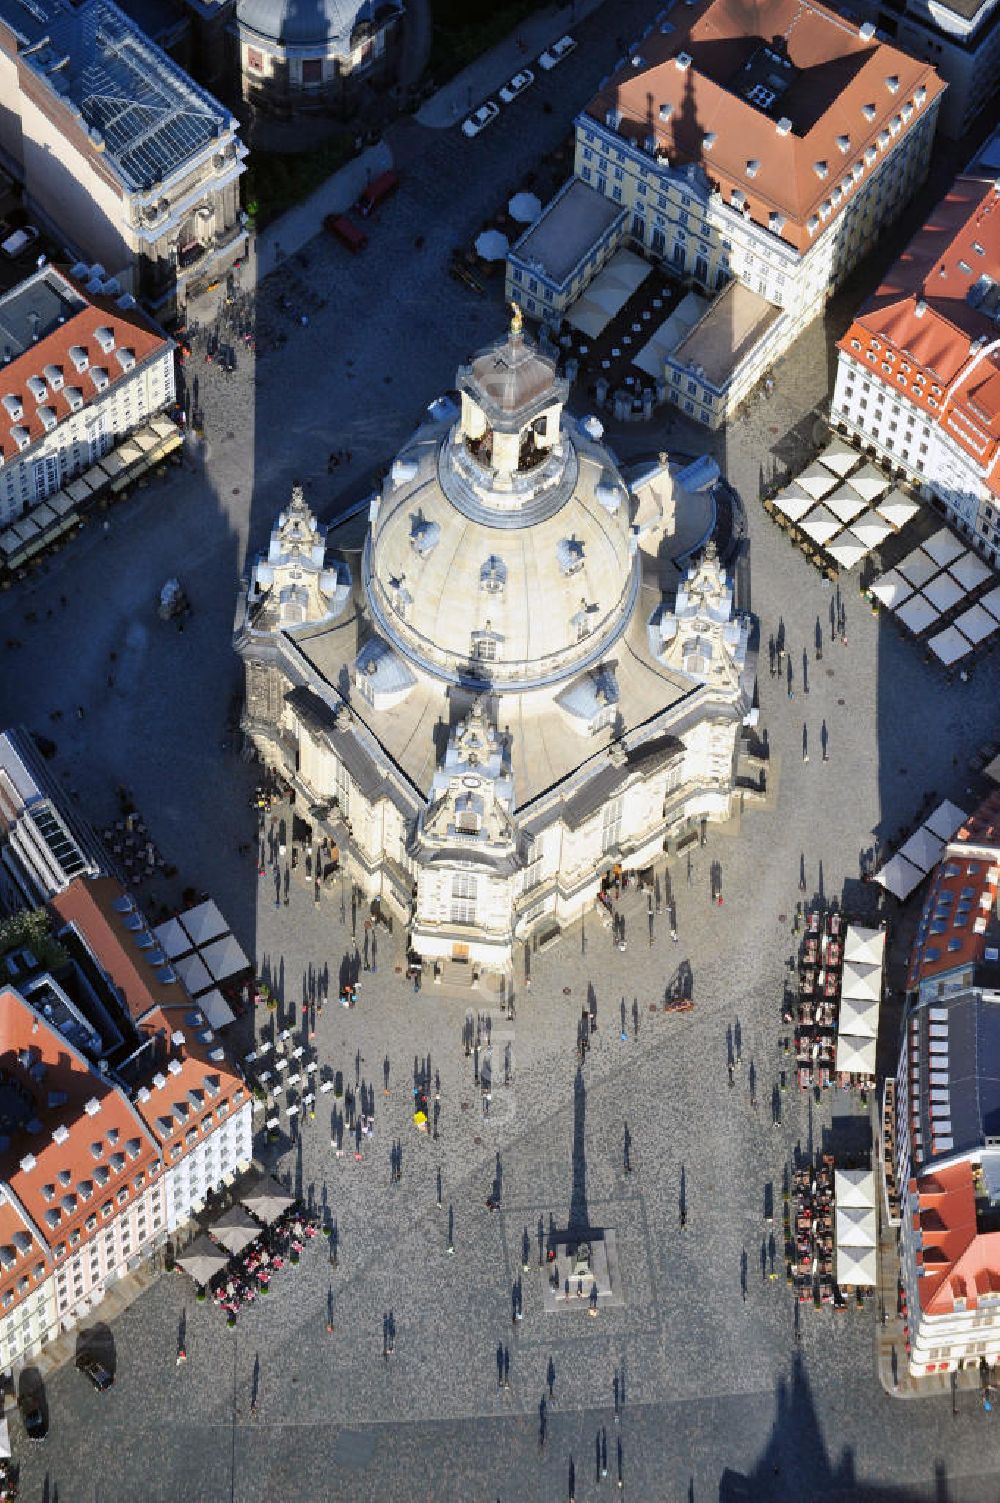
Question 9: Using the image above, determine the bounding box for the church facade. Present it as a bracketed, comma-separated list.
[235, 320, 758, 978]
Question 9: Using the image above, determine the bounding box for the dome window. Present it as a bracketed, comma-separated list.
[557, 536, 585, 576]
[471, 627, 501, 663]
[480, 556, 507, 594]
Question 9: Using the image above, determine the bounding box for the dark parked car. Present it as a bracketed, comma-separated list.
[76, 1354, 114, 1392]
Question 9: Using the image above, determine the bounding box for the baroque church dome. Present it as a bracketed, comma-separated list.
[364, 317, 638, 692]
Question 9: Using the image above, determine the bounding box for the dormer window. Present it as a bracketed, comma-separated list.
[471, 629, 500, 663]
[69, 346, 88, 373]
[90, 367, 109, 393]
[814, 160, 828, 179]
[93, 326, 115, 354]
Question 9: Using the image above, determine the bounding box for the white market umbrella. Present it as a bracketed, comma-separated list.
[838, 994, 879, 1039]
[850, 510, 892, 550]
[818, 436, 861, 476]
[824, 486, 866, 525]
[836, 1241, 877, 1286]
[241, 1177, 295, 1225]
[475, 229, 509, 262]
[923, 571, 965, 615]
[841, 958, 883, 1003]
[874, 853, 925, 900]
[826, 532, 868, 570]
[200, 932, 250, 983]
[843, 925, 885, 967]
[797, 463, 839, 500]
[922, 527, 966, 569]
[772, 483, 814, 523]
[898, 826, 944, 874]
[845, 462, 890, 502]
[835, 1033, 876, 1076]
[896, 548, 938, 590]
[924, 801, 967, 842]
[800, 505, 841, 546]
[153, 917, 194, 960]
[835, 1167, 876, 1210]
[896, 593, 940, 636]
[869, 570, 912, 610]
[209, 1205, 261, 1257]
[836, 1205, 877, 1248]
[876, 488, 920, 529]
[949, 551, 991, 593]
[979, 585, 1000, 622]
[176, 1234, 229, 1287]
[927, 624, 972, 666]
[508, 191, 542, 223]
[955, 603, 997, 645]
[180, 900, 227, 948]
[175, 950, 214, 997]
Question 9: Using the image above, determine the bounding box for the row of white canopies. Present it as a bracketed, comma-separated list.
[874, 799, 969, 902]
[834, 924, 886, 1081]
[834, 1166, 877, 1287]
[768, 436, 920, 570]
[152, 899, 251, 1030]
[175, 1178, 296, 1285]
[868, 529, 1000, 666]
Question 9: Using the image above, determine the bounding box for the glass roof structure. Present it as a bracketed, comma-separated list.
[1, 0, 231, 192]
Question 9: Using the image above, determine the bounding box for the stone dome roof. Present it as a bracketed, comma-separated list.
[236, 0, 393, 49]
[363, 327, 638, 692]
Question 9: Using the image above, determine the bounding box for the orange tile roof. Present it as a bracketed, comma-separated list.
[838, 174, 1000, 488]
[0, 266, 170, 466]
[584, 0, 944, 254]
[907, 789, 1000, 989]
[0, 983, 160, 1312]
[50, 876, 246, 1162]
[910, 1161, 1000, 1315]
[51, 875, 188, 1025]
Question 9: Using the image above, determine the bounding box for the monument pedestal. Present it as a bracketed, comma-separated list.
[539, 1231, 624, 1314]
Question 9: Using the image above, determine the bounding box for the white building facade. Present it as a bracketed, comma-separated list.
[509, 0, 944, 428]
[0, 267, 175, 528]
[831, 155, 1000, 565]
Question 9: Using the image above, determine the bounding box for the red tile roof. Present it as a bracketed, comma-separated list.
[584, 0, 944, 253]
[910, 1161, 1000, 1314]
[907, 790, 1000, 989]
[51, 875, 187, 1026]
[0, 266, 170, 465]
[838, 174, 1000, 489]
[0, 983, 159, 1311]
[50, 877, 246, 1162]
